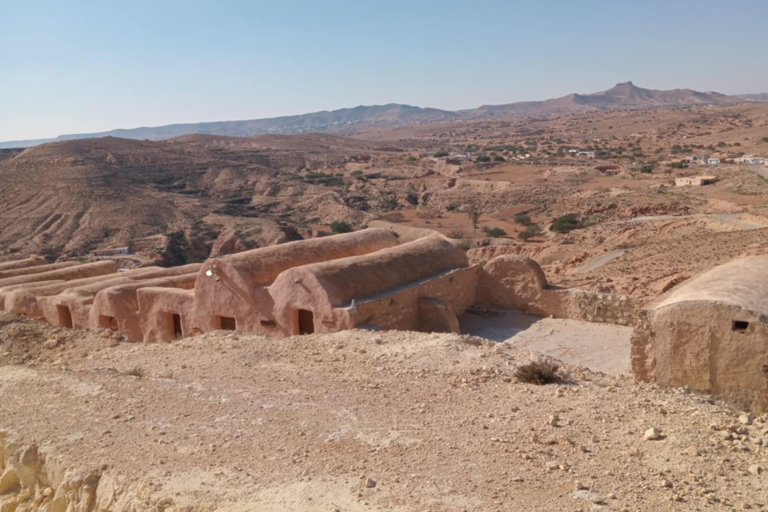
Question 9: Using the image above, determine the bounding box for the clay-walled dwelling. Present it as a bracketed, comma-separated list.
[0, 228, 640, 345]
[632, 256, 768, 412]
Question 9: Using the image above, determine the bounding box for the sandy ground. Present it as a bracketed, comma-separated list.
[460, 310, 632, 376]
[1, 314, 767, 511]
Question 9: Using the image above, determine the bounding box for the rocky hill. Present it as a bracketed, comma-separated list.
[2, 83, 760, 148]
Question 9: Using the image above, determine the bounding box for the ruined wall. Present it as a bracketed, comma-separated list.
[634, 302, 768, 413]
[556, 289, 640, 326]
[0, 261, 78, 280]
[477, 255, 640, 326]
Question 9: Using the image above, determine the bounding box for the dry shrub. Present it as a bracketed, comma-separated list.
[514, 360, 560, 385]
[125, 367, 145, 378]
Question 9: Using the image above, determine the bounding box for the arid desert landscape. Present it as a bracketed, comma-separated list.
[3, 73, 768, 511]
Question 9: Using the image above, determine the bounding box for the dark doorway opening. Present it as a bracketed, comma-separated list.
[57, 305, 73, 328]
[171, 313, 183, 338]
[219, 316, 236, 331]
[99, 315, 118, 331]
[298, 309, 314, 335]
[732, 320, 749, 333]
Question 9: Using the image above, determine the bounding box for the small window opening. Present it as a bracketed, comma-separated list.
[218, 316, 236, 331]
[57, 305, 73, 328]
[260, 319, 276, 328]
[732, 320, 749, 333]
[171, 313, 183, 338]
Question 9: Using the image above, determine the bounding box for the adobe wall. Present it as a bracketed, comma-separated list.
[37, 277, 137, 327]
[89, 274, 198, 341]
[0, 261, 79, 280]
[191, 228, 399, 333]
[3, 265, 200, 320]
[349, 266, 479, 333]
[0, 255, 47, 274]
[477, 255, 640, 326]
[0, 280, 65, 311]
[634, 302, 768, 413]
[137, 288, 196, 342]
[0, 261, 118, 290]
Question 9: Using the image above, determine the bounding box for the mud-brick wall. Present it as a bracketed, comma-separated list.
[560, 289, 641, 326]
[351, 266, 480, 332]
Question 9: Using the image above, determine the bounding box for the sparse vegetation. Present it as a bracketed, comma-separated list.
[124, 367, 145, 378]
[447, 229, 464, 239]
[514, 360, 561, 385]
[329, 221, 353, 234]
[466, 201, 481, 233]
[518, 224, 543, 241]
[513, 213, 532, 226]
[550, 214, 583, 234]
[482, 226, 506, 238]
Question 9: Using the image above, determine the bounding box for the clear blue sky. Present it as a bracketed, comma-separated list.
[2, 0, 767, 141]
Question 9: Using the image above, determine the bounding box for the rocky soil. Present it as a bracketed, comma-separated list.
[1, 313, 767, 511]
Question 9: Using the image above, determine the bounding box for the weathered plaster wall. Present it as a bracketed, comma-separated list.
[477, 255, 639, 326]
[633, 302, 768, 413]
[0, 261, 78, 280]
[89, 274, 198, 341]
[349, 266, 479, 333]
[138, 288, 196, 342]
[0, 261, 118, 290]
[0, 256, 46, 272]
[191, 228, 399, 334]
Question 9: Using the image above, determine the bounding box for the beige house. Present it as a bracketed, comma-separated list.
[632, 256, 768, 412]
[675, 175, 717, 187]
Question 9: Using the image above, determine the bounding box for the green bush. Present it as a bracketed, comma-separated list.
[434, 151, 449, 158]
[550, 214, 583, 234]
[638, 164, 653, 174]
[476, 156, 491, 163]
[518, 224, 542, 241]
[762, 137, 768, 143]
[493, 155, 505, 162]
[329, 221, 353, 234]
[514, 213, 532, 226]
[351, 170, 363, 176]
[483, 227, 507, 238]
[667, 161, 686, 169]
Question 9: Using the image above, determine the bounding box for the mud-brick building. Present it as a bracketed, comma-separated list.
[632, 256, 768, 412]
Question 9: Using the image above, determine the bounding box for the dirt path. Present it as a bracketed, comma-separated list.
[569, 250, 626, 275]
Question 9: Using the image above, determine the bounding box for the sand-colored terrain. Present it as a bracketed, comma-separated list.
[1, 314, 767, 511]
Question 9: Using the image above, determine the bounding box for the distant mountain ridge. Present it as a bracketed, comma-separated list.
[3, 82, 765, 148]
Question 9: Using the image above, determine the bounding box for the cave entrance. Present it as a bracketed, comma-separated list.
[169, 313, 183, 338]
[57, 305, 73, 328]
[99, 315, 118, 331]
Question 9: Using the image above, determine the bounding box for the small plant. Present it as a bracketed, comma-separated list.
[125, 367, 145, 378]
[466, 201, 481, 233]
[434, 151, 449, 158]
[407, 156, 418, 162]
[476, 155, 491, 163]
[518, 224, 543, 241]
[550, 214, 583, 233]
[513, 213, 532, 226]
[483, 226, 507, 238]
[514, 360, 561, 385]
[638, 164, 653, 174]
[329, 221, 353, 234]
[447, 229, 464, 239]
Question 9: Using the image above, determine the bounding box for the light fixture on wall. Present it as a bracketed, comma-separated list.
[205, 265, 218, 278]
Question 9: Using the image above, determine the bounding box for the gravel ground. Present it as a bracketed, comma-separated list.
[0, 314, 767, 511]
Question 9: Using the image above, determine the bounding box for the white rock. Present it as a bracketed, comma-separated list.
[644, 427, 661, 441]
